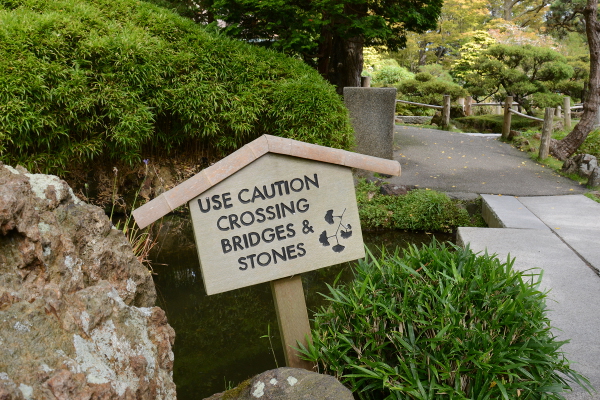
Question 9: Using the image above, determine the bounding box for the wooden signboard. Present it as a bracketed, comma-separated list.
[132, 134, 400, 369]
[189, 153, 364, 295]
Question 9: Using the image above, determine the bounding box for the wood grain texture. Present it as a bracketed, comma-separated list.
[502, 96, 513, 140]
[271, 276, 314, 370]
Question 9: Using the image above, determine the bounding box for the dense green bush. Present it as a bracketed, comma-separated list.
[396, 73, 466, 116]
[0, 0, 353, 174]
[418, 64, 454, 83]
[356, 179, 480, 232]
[372, 60, 415, 87]
[299, 241, 590, 399]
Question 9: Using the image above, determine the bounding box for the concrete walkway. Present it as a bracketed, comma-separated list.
[389, 126, 587, 196]
[391, 126, 599, 399]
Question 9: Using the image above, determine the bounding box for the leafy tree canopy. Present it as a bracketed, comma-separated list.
[458, 44, 573, 111]
[198, 0, 443, 90]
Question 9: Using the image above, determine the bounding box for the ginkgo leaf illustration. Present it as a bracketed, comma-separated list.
[319, 231, 330, 246]
[332, 244, 345, 253]
[340, 230, 352, 239]
[324, 210, 335, 224]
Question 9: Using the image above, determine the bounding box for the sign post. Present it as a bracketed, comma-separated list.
[133, 135, 401, 369]
[271, 275, 313, 369]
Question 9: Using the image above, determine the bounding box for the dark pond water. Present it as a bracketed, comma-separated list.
[149, 216, 452, 399]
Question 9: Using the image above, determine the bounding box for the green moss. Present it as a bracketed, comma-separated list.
[221, 379, 252, 400]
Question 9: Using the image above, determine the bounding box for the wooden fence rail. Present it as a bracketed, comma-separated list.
[396, 95, 451, 129]
[397, 94, 576, 133]
[396, 99, 443, 110]
[509, 109, 544, 122]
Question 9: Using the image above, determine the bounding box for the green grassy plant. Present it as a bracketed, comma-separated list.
[299, 241, 591, 399]
[585, 192, 600, 202]
[0, 0, 353, 175]
[356, 179, 484, 232]
[109, 162, 159, 271]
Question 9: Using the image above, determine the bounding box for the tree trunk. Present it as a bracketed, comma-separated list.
[550, 0, 600, 160]
[503, 0, 514, 20]
[324, 34, 364, 94]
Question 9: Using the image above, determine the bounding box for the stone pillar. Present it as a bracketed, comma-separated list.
[343, 87, 396, 160]
[361, 76, 371, 87]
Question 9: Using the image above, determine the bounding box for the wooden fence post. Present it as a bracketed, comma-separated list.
[555, 106, 562, 118]
[442, 95, 451, 129]
[564, 96, 571, 129]
[502, 96, 513, 140]
[465, 96, 473, 116]
[539, 107, 555, 160]
[271, 276, 314, 370]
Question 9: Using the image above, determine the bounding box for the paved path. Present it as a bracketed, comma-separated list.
[389, 126, 599, 399]
[387, 126, 587, 196]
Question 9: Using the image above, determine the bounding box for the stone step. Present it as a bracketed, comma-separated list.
[481, 194, 548, 230]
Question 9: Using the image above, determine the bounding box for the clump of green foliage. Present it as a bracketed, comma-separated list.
[0, 0, 353, 175]
[355, 179, 481, 232]
[396, 73, 466, 116]
[371, 60, 415, 87]
[299, 241, 590, 399]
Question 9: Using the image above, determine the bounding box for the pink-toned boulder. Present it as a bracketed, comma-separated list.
[0, 163, 176, 399]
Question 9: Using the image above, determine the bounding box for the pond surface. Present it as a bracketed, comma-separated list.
[150, 216, 452, 399]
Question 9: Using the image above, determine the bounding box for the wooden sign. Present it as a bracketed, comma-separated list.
[189, 153, 364, 295]
[132, 134, 401, 369]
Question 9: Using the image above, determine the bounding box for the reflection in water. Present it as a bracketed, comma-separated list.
[150, 216, 452, 399]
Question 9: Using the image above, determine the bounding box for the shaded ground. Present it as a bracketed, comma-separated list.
[387, 125, 588, 196]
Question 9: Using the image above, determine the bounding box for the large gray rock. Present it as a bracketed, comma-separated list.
[0, 163, 176, 399]
[204, 367, 353, 400]
[344, 87, 396, 161]
[562, 154, 598, 178]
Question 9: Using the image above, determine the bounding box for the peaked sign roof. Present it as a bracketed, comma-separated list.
[132, 134, 401, 228]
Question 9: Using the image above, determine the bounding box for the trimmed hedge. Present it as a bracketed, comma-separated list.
[0, 0, 354, 174]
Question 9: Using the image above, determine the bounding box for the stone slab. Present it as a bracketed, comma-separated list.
[481, 194, 549, 229]
[457, 227, 600, 398]
[518, 195, 600, 274]
[344, 87, 396, 160]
